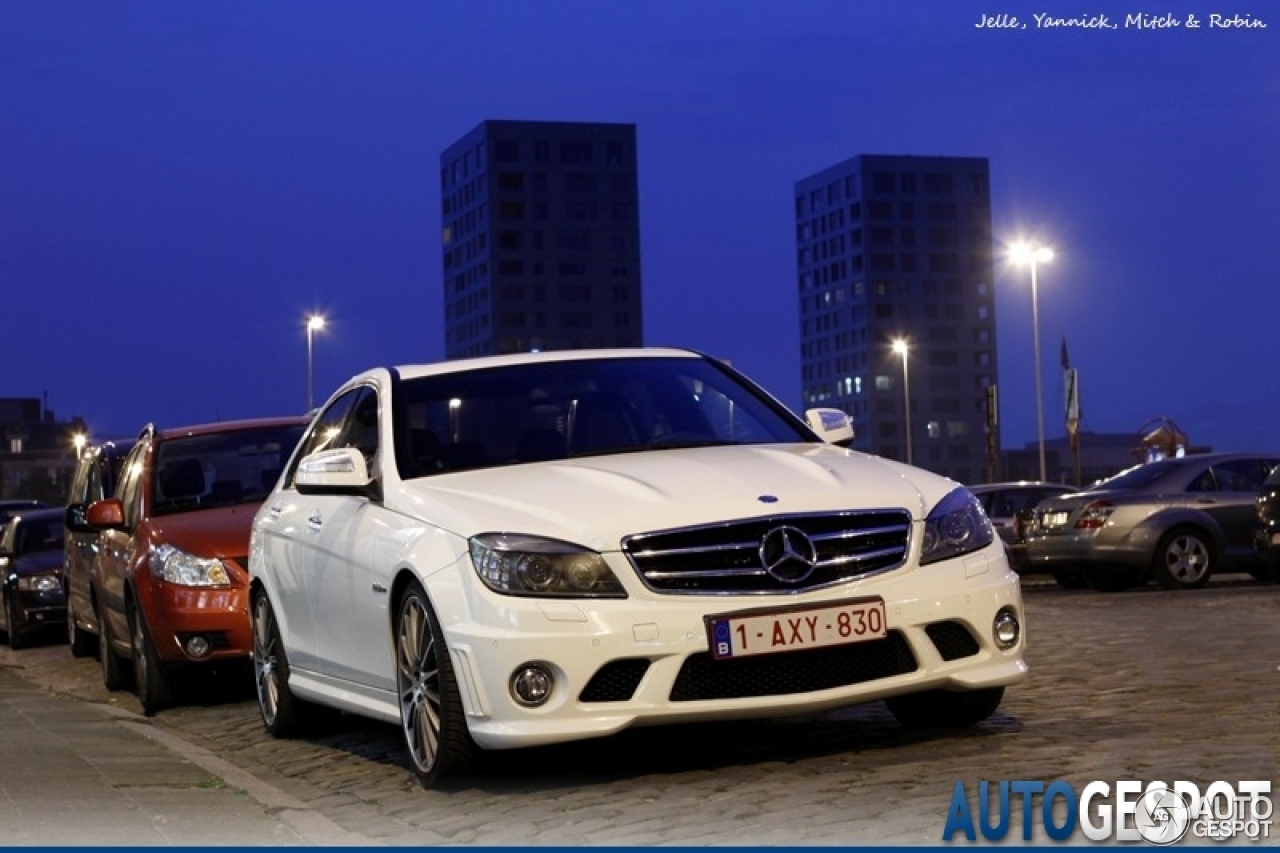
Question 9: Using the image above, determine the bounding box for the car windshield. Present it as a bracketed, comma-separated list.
[152, 423, 306, 516]
[395, 355, 813, 477]
[15, 518, 63, 554]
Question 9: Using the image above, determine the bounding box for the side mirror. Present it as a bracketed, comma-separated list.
[805, 408, 855, 448]
[65, 504, 91, 532]
[85, 498, 126, 530]
[295, 447, 379, 498]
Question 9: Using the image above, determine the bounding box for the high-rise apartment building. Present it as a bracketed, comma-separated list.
[794, 155, 998, 483]
[439, 120, 643, 358]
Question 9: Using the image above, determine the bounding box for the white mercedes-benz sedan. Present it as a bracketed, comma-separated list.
[249, 347, 1027, 786]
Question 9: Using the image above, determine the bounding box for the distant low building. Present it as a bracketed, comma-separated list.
[0, 397, 86, 504]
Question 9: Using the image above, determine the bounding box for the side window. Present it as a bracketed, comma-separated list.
[1186, 470, 1216, 492]
[340, 387, 380, 472]
[1214, 459, 1271, 492]
[116, 441, 149, 529]
[285, 389, 362, 487]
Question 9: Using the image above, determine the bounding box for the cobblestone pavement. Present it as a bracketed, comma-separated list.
[2, 575, 1277, 846]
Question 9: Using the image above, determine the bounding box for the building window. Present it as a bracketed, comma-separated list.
[560, 141, 592, 164]
[923, 172, 953, 194]
[497, 172, 524, 191]
[498, 202, 525, 221]
[495, 139, 520, 163]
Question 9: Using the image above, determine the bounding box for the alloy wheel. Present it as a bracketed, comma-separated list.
[397, 591, 443, 776]
[253, 594, 281, 727]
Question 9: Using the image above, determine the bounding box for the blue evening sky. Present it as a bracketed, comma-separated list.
[2, 1, 1277, 459]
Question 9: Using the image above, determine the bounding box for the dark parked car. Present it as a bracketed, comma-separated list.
[64, 439, 136, 657]
[88, 416, 307, 713]
[1253, 464, 1280, 582]
[1025, 451, 1280, 591]
[969, 481, 1074, 576]
[0, 507, 67, 648]
[0, 499, 46, 527]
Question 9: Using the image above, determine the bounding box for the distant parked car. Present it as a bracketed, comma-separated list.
[1253, 463, 1280, 582]
[64, 438, 136, 657]
[87, 416, 308, 713]
[0, 507, 67, 649]
[250, 347, 1027, 787]
[1024, 451, 1280, 591]
[968, 482, 1075, 577]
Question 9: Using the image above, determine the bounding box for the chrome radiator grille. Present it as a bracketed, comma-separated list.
[623, 510, 912, 594]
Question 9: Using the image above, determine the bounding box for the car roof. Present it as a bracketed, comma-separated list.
[153, 414, 311, 442]
[8, 507, 63, 526]
[0, 499, 44, 509]
[384, 347, 705, 383]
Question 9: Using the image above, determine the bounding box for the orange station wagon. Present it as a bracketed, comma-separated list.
[87, 416, 307, 713]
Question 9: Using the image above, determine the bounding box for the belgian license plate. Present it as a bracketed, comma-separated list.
[707, 597, 887, 661]
[1043, 510, 1069, 527]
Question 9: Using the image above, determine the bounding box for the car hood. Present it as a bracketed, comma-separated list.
[11, 550, 64, 575]
[147, 503, 263, 560]
[393, 444, 951, 551]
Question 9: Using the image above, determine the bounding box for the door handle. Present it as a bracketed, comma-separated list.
[307, 511, 323, 529]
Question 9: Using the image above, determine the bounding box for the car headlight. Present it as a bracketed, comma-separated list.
[150, 543, 231, 587]
[919, 487, 994, 566]
[469, 533, 627, 598]
[17, 574, 62, 592]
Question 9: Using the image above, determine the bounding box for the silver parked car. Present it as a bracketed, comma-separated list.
[1024, 452, 1280, 591]
[969, 482, 1074, 575]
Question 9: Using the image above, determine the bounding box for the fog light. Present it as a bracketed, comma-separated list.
[992, 607, 1020, 649]
[510, 663, 554, 707]
[184, 634, 212, 659]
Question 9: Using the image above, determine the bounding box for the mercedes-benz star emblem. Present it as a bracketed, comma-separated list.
[759, 525, 818, 584]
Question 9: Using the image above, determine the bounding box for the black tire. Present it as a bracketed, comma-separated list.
[68, 602, 95, 658]
[97, 599, 128, 692]
[252, 590, 311, 737]
[130, 603, 174, 715]
[885, 686, 1005, 729]
[395, 580, 475, 786]
[1152, 527, 1213, 589]
[1051, 568, 1088, 590]
[7, 597, 26, 650]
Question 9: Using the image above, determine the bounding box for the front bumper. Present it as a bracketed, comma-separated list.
[434, 544, 1028, 750]
[11, 589, 67, 634]
[138, 582, 251, 663]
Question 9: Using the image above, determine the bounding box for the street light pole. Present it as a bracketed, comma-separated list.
[306, 314, 326, 411]
[1010, 243, 1054, 482]
[892, 339, 912, 466]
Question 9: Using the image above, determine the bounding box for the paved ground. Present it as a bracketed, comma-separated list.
[1, 574, 1276, 846]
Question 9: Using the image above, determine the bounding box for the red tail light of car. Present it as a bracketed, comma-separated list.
[1074, 500, 1114, 530]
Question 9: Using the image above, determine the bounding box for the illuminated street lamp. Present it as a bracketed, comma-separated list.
[306, 314, 327, 411]
[71, 432, 88, 457]
[891, 338, 912, 466]
[1009, 242, 1054, 482]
